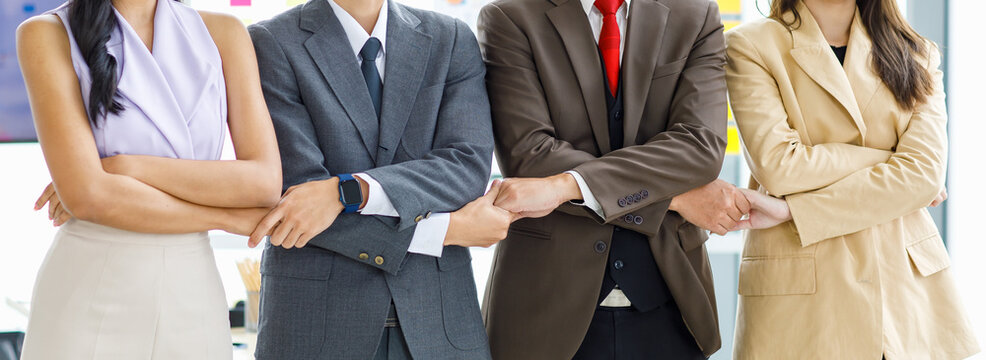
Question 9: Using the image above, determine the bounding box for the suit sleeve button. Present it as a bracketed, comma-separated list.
[414, 215, 424, 223]
[633, 194, 642, 203]
[375, 256, 385, 265]
[640, 190, 649, 198]
[618, 198, 627, 207]
[624, 214, 634, 224]
[359, 253, 369, 261]
[634, 216, 643, 225]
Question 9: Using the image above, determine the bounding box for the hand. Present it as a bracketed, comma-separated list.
[446, 180, 518, 247]
[248, 178, 344, 249]
[929, 188, 947, 207]
[493, 174, 582, 218]
[670, 179, 751, 236]
[731, 188, 792, 231]
[223, 207, 274, 239]
[35, 182, 72, 226]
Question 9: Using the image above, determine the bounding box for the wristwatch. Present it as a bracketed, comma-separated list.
[337, 173, 363, 214]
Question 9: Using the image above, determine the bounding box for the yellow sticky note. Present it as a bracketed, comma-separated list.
[717, 0, 741, 14]
[726, 125, 741, 155]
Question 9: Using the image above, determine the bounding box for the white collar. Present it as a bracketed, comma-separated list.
[580, 0, 630, 17]
[327, 0, 388, 60]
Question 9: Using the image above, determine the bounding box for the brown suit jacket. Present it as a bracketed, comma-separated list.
[477, 0, 728, 358]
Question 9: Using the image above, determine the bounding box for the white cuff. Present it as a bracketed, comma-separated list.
[407, 213, 449, 257]
[353, 173, 399, 217]
[565, 170, 605, 218]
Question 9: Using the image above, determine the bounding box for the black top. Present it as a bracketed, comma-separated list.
[831, 45, 848, 65]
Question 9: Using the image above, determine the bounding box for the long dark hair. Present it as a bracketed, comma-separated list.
[68, 0, 124, 124]
[769, 0, 935, 111]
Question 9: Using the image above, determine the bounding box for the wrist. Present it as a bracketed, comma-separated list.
[444, 211, 461, 246]
[325, 177, 344, 214]
[550, 173, 582, 202]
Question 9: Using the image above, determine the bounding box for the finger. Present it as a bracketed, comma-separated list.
[280, 227, 303, 249]
[35, 183, 55, 211]
[52, 203, 65, 224]
[726, 202, 744, 223]
[710, 224, 729, 236]
[249, 210, 283, 247]
[733, 219, 754, 231]
[295, 232, 313, 248]
[733, 191, 752, 214]
[719, 217, 737, 232]
[484, 180, 504, 201]
[48, 196, 61, 220]
[269, 221, 293, 247]
[55, 212, 72, 227]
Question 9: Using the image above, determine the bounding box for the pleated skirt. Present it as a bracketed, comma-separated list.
[21, 219, 233, 360]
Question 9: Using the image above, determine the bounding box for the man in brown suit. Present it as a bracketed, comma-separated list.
[477, 0, 739, 358]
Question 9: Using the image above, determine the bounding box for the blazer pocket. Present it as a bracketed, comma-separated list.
[738, 257, 816, 296]
[652, 57, 688, 79]
[906, 233, 951, 277]
[507, 225, 553, 240]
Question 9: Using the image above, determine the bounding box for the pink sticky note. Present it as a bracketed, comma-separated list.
[231, 0, 250, 6]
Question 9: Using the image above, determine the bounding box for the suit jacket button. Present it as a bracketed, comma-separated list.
[359, 253, 369, 261]
[640, 190, 649, 198]
[624, 214, 634, 224]
[634, 216, 643, 225]
[375, 256, 385, 265]
[618, 198, 627, 207]
[633, 193, 642, 203]
[414, 215, 424, 223]
[594, 241, 607, 253]
[626, 195, 634, 204]
[613, 260, 624, 270]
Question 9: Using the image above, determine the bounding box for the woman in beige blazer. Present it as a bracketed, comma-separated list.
[724, 0, 979, 358]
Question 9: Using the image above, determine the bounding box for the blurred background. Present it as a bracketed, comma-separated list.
[1, 0, 983, 359]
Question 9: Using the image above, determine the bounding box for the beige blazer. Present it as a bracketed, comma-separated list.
[725, 3, 980, 359]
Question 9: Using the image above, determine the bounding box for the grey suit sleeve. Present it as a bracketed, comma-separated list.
[364, 20, 495, 231]
[249, 24, 414, 274]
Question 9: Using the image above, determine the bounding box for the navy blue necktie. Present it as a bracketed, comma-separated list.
[360, 37, 383, 119]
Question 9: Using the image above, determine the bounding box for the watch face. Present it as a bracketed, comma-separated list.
[340, 180, 362, 206]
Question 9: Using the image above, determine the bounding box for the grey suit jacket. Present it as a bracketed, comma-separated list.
[248, 0, 494, 358]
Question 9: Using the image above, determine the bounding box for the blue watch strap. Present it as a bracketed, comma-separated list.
[337, 173, 361, 214]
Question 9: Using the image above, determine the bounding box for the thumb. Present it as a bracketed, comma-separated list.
[738, 188, 761, 208]
[484, 180, 504, 203]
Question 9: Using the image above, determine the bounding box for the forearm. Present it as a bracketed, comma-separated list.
[73, 172, 240, 234]
[112, 155, 280, 208]
[306, 214, 414, 275]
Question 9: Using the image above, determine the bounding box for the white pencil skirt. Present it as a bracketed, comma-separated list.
[21, 219, 233, 360]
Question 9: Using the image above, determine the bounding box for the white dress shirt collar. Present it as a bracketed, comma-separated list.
[580, 0, 630, 19]
[327, 0, 388, 63]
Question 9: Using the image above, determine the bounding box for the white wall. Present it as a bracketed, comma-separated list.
[948, 0, 986, 356]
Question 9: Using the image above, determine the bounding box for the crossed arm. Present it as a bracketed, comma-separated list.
[24, 13, 281, 235]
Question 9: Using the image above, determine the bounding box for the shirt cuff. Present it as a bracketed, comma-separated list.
[353, 173, 399, 217]
[565, 170, 605, 218]
[407, 213, 449, 257]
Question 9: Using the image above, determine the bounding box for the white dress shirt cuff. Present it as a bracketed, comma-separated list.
[407, 213, 449, 258]
[352, 173, 447, 258]
[353, 173, 399, 217]
[565, 170, 605, 218]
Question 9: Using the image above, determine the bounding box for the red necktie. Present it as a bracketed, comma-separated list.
[594, 0, 623, 95]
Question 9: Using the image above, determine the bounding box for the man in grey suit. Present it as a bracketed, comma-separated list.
[246, 0, 509, 358]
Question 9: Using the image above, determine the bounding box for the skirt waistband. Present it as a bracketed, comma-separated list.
[58, 219, 210, 246]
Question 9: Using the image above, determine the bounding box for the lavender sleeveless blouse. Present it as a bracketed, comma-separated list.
[49, 0, 226, 160]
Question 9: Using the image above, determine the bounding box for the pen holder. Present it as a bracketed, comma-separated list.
[246, 290, 260, 332]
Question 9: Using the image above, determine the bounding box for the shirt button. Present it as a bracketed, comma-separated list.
[375, 256, 385, 265]
[359, 253, 369, 261]
[613, 260, 624, 270]
[594, 241, 607, 254]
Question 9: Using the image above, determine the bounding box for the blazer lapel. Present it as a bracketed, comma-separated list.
[546, 0, 610, 153]
[843, 10, 879, 142]
[788, 1, 866, 138]
[301, 0, 379, 161]
[622, 0, 669, 146]
[376, 2, 431, 165]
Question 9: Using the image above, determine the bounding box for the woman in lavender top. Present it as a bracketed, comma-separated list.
[16, 0, 280, 357]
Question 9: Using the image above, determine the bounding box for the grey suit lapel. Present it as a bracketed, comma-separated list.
[301, 0, 379, 161]
[377, 2, 431, 165]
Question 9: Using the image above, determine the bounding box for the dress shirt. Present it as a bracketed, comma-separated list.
[567, 0, 630, 219]
[330, 0, 448, 257]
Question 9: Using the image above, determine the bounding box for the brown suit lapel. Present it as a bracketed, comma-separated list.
[622, 0, 669, 147]
[546, 0, 611, 153]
